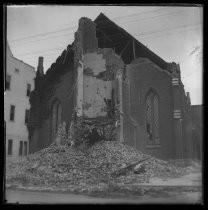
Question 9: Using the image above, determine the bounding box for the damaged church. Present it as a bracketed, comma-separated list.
[28, 13, 193, 160]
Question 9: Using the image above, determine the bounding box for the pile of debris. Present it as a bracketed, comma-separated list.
[6, 140, 186, 193]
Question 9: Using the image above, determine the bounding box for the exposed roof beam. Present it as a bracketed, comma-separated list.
[133, 40, 136, 59]
[94, 13, 167, 69]
[97, 29, 114, 43]
[119, 39, 131, 57]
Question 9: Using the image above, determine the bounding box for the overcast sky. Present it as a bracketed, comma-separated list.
[6, 5, 203, 105]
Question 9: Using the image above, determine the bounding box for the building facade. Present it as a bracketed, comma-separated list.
[191, 105, 203, 160]
[5, 42, 35, 158]
[28, 14, 195, 160]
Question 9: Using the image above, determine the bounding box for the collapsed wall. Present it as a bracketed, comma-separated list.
[69, 17, 125, 146]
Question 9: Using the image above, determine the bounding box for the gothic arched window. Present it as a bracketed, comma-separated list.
[145, 91, 160, 144]
[51, 99, 62, 139]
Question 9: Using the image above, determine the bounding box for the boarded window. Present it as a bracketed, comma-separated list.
[26, 83, 31, 97]
[10, 105, 15, 121]
[6, 74, 11, 90]
[145, 91, 160, 144]
[8, 139, 13, 155]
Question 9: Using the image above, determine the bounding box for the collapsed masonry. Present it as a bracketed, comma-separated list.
[55, 18, 125, 147]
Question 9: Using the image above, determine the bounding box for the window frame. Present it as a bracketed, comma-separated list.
[19, 140, 28, 156]
[19, 140, 23, 156]
[8, 139, 13, 155]
[152, 94, 160, 144]
[25, 109, 30, 124]
[6, 74, 11, 90]
[145, 90, 160, 145]
[26, 83, 31, 97]
[9, 105, 15, 121]
[146, 94, 153, 143]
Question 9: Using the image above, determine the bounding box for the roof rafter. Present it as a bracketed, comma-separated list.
[94, 13, 168, 69]
[97, 28, 114, 43]
[119, 39, 132, 57]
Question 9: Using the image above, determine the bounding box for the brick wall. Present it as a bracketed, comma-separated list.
[180, 88, 193, 159]
[29, 50, 75, 153]
[123, 58, 175, 159]
[122, 79, 136, 148]
[191, 105, 203, 160]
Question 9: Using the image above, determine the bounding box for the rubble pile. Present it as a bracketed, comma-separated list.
[71, 117, 118, 147]
[6, 141, 186, 193]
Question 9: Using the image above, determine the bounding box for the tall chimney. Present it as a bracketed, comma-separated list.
[37, 56, 44, 77]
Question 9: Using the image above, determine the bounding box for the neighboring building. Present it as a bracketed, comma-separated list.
[5, 42, 35, 158]
[28, 13, 194, 160]
[191, 105, 203, 160]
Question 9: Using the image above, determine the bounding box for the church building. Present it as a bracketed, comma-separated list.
[28, 13, 193, 160]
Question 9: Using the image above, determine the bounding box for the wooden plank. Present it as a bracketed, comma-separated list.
[111, 157, 151, 177]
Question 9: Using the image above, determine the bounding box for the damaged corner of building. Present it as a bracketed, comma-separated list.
[70, 17, 125, 147]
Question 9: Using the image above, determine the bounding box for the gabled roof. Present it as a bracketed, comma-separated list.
[7, 41, 35, 70]
[94, 13, 168, 69]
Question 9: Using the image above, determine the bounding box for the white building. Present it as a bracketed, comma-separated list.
[5, 42, 35, 158]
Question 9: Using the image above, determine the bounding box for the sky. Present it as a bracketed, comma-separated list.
[6, 5, 203, 105]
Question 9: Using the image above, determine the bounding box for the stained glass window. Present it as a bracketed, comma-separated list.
[153, 95, 160, 143]
[146, 91, 160, 144]
[146, 95, 153, 142]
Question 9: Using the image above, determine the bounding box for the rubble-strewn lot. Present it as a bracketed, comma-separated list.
[6, 141, 196, 195]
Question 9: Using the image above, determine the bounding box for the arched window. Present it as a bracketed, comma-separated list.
[145, 91, 160, 144]
[57, 103, 62, 129]
[51, 99, 62, 139]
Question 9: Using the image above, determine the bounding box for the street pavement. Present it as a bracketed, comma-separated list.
[5, 188, 202, 204]
[5, 165, 202, 204]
